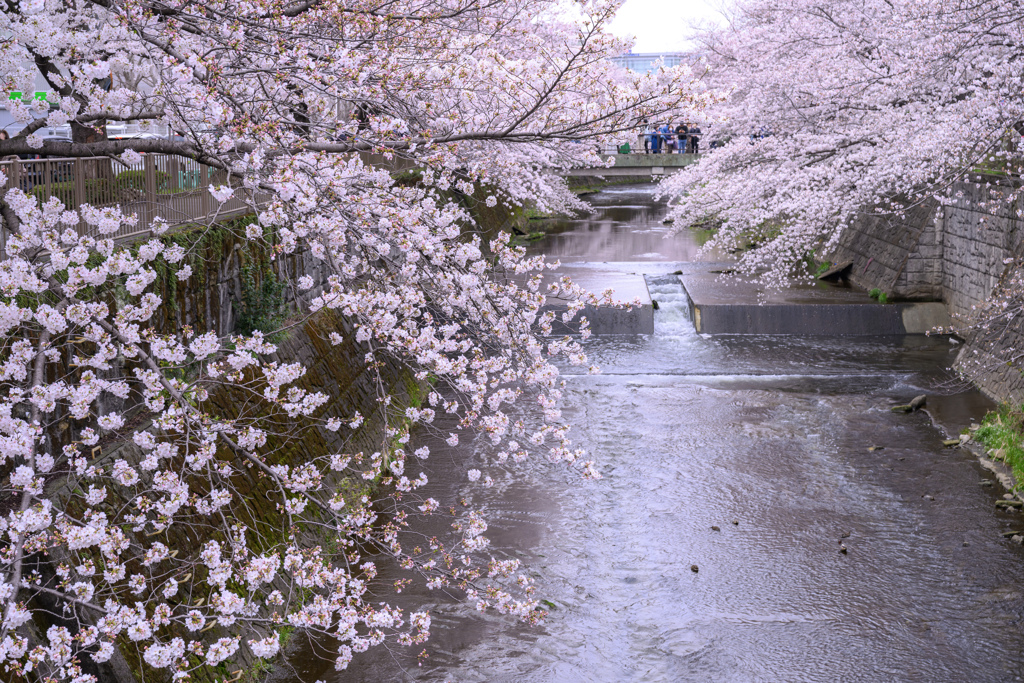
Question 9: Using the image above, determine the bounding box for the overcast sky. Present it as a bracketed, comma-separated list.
[608, 0, 730, 53]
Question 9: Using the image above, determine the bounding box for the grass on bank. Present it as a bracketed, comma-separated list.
[974, 405, 1024, 486]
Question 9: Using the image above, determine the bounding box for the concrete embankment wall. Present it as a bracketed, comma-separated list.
[826, 179, 1024, 403]
[146, 185, 526, 339]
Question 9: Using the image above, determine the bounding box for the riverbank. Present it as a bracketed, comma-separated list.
[27, 180, 531, 683]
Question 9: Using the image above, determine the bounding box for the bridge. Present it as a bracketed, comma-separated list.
[563, 152, 699, 178]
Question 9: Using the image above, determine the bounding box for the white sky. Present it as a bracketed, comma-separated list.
[608, 0, 730, 53]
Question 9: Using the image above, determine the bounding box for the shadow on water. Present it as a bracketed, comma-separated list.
[282, 184, 1024, 683]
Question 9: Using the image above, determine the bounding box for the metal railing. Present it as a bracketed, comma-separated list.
[0, 154, 268, 243]
[600, 143, 699, 155]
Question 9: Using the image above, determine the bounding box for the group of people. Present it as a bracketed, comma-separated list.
[640, 121, 701, 154]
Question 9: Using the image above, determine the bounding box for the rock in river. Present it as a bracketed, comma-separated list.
[891, 395, 928, 413]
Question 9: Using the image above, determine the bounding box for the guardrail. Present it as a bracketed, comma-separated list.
[599, 144, 696, 156]
[0, 154, 268, 243]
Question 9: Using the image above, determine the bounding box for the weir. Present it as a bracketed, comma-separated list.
[549, 263, 951, 337]
[679, 265, 952, 335]
[533, 182, 953, 337]
[539, 262, 655, 335]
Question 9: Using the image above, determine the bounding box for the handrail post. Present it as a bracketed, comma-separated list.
[168, 155, 180, 192]
[144, 153, 157, 232]
[74, 159, 86, 235]
[200, 163, 211, 218]
[74, 158, 85, 208]
[9, 158, 19, 192]
[144, 153, 157, 202]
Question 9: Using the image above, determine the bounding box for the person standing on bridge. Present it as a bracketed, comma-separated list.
[659, 123, 673, 153]
[689, 124, 702, 154]
[675, 122, 688, 154]
[642, 120, 653, 154]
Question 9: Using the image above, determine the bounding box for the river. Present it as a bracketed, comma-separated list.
[286, 184, 1024, 683]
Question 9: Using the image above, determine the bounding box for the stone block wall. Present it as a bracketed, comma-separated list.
[143, 217, 333, 340]
[830, 199, 943, 300]
[94, 309, 416, 683]
[940, 182, 1023, 320]
[828, 180, 1023, 318]
[954, 260, 1024, 405]
[825, 179, 1024, 404]
[897, 204, 945, 300]
[827, 179, 1024, 315]
[956, 329, 1024, 405]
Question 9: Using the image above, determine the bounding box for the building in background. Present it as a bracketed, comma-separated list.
[610, 52, 686, 74]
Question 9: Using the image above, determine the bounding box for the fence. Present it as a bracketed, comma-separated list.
[0, 153, 266, 243]
[600, 142, 701, 155]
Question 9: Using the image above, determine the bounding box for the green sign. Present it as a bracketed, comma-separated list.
[7, 92, 53, 102]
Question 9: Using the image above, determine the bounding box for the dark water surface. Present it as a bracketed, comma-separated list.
[288, 185, 1024, 682]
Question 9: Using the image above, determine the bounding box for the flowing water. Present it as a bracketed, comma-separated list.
[286, 185, 1024, 683]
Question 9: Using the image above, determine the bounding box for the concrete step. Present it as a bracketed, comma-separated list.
[680, 270, 950, 335]
[538, 265, 654, 335]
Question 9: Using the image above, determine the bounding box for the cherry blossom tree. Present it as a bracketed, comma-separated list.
[663, 0, 1024, 283]
[0, 0, 706, 679]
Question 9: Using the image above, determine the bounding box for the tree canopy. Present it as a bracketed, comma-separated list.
[664, 0, 1024, 281]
